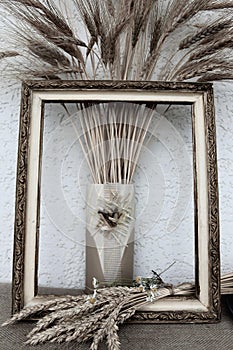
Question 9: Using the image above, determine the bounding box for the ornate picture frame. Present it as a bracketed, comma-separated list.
[12, 80, 220, 323]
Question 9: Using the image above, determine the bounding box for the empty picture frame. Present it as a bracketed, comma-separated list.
[12, 80, 220, 323]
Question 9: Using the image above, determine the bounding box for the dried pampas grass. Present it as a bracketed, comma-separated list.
[0, 0, 233, 81]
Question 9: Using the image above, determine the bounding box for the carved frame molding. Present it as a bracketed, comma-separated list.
[12, 80, 220, 323]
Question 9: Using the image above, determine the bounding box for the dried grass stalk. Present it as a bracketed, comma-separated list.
[171, 58, 233, 81]
[198, 73, 233, 82]
[179, 18, 232, 49]
[2, 294, 85, 326]
[68, 102, 155, 184]
[28, 41, 71, 69]
[0, 51, 19, 59]
[204, 1, 233, 10]
[189, 36, 233, 62]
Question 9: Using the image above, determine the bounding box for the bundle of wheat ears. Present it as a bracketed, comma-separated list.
[2, 273, 232, 349]
[3, 275, 195, 349]
[0, 0, 233, 81]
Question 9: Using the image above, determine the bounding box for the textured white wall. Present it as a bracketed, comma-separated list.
[0, 81, 21, 283]
[38, 102, 194, 288]
[1, 80, 233, 289]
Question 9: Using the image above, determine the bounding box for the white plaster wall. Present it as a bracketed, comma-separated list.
[38, 102, 194, 288]
[0, 81, 21, 283]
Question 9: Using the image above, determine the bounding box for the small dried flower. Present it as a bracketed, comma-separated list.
[135, 276, 141, 284]
[138, 285, 145, 292]
[89, 297, 97, 304]
[92, 277, 99, 289]
[86, 295, 97, 305]
[86, 288, 98, 304]
[146, 291, 156, 303]
[150, 284, 158, 292]
[146, 295, 154, 302]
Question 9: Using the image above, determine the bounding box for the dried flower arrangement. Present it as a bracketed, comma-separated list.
[1, 0, 233, 348]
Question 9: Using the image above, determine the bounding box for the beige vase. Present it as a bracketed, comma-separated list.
[86, 183, 135, 289]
